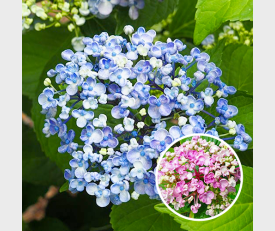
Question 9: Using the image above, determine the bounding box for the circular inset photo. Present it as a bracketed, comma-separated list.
[156, 134, 243, 221]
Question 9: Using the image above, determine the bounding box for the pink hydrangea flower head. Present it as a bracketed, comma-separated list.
[158, 135, 241, 217]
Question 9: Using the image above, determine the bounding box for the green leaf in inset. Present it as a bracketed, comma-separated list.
[194, 0, 253, 44]
[219, 44, 253, 95]
[115, 0, 179, 34]
[22, 27, 73, 99]
[155, 165, 252, 230]
[169, 0, 197, 38]
[110, 195, 185, 231]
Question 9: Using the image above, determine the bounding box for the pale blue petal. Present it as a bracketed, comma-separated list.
[91, 129, 104, 143]
[110, 184, 121, 194]
[62, 49, 74, 61]
[86, 183, 97, 195]
[181, 124, 194, 135]
[169, 126, 182, 139]
[96, 196, 110, 207]
[119, 190, 130, 202]
[148, 105, 161, 119]
[134, 181, 146, 194]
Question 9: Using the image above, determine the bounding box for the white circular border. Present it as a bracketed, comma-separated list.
[155, 133, 243, 221]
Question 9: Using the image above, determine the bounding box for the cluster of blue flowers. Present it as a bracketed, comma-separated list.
[38, 25, 252, 207]
[88, 0, 145, 20]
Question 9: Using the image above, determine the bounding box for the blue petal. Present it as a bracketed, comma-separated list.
[181, 124, 194, 135]
[159, 104, 171, 116]
[86, 183, 97, 195]
[127, 149, 139, 163]
[62, 49, 74, 61]
[96, 196, 110, 207]
[169, 126, 182, 140]
[145, 184, 155, 196]
[154, 129, 168, 141]
[134, 181, 146, 194]
[91, 129, 104, 143]
[110, 184, 121, 194]
[148, 105, 161, 119]
[119, 190, 130, 202]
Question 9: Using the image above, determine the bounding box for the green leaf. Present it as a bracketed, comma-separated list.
[59, 182, 69, 193]
[237, 149, 253, 167]
[80, 16, 116, 37]
[205, 39, 226, 66]
[219, 44, 253, 95]
[22, 123, 64, 186]
[110, 195, 185, 231]
[115, 0, 179, 34]
[228, 92, 253, 148]
[194, 0, 253, 44]
[22, 27, 73, 99]
[155, 165, 252, 230]
[169, 0, 197, 38]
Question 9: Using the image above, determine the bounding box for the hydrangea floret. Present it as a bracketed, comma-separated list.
[38, 25, 251, 207]
[157, 136, 241, 217]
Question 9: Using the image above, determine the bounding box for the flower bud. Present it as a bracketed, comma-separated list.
[123, 25, 134, 35]
[55, 12, 62, 20]
[137, 122, 145, 129]
[71, 7, 78, 15]
[216, 90, 223, 98]
[44, 78, 51, 86]
[131, 191, 139, 200]
[68, 23, 75, 32]
[139, 108, 146, 116]
[229, 128, 236, 135]
[34, 23, 46, 31]
[99, 148, 107, 155]
[172, 78, 181, 87]
[178, 116, 187, 126]
[120, 143, 128, 152]
[51, 4, 58, 10]
[188, 196, 193, 203]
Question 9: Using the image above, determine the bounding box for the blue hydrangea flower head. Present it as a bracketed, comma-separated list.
[37, 25, 252, 207]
